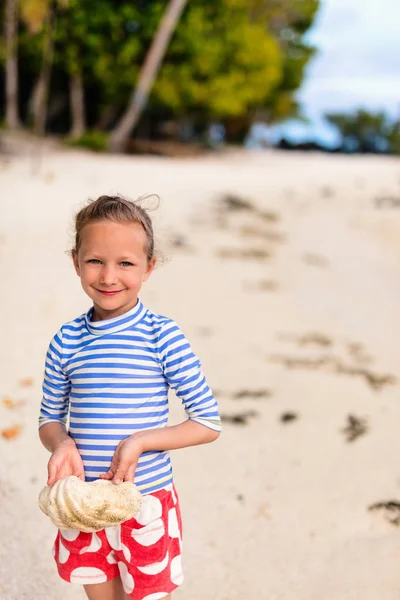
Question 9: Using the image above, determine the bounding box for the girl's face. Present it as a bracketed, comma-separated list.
[72, 220, 155, 321]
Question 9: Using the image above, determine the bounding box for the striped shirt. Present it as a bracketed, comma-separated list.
[39, 299, 221, 494]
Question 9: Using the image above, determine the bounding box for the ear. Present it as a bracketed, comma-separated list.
[143, 256, 156, 282]
[72, 251, 81, 276]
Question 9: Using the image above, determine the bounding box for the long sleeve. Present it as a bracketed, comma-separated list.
[39, 328, 71, 429]
[157, 319, 221, 432]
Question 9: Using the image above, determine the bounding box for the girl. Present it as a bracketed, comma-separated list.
[38, 195, 221, 600]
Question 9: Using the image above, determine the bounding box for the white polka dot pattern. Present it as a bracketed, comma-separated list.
[135, 495, 162, 525]
[53, 486, 183, 599]
[105, 524, 122, 551]
[137, 552, 169, 575]
[80, 532, 102, 554]
[58, 539, 70, 564]
[106, 551, 117, 564]
[122, 543, 131, 562]
[130, 518, 165, 546]
[170, 555, 184, 585]
[60, 528, 80, 541]
[70, 566, 107, 583]
[170, 486, 177, 505]
[118, 561, 135, 594]
[168, 508, 180, 539]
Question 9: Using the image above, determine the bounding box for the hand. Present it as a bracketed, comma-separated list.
[100, 435, 143, 485]
[47, 438, 85, 486]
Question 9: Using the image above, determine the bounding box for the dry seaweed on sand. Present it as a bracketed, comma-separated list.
[244, 279, 279, 293]
[368, 501, 400, 526]
[303, 253, 329, 267]
[169, 234, 194, 252]
[280, 412, 298, 423]
[270, 354, 331, 370]
[320, 186, 334, 198]
[216, 247, 271, 261]
[296, 333, 333, 348]
[277, 331, 333, 348]
[257, 280, 279, 292]
[346, 342, 373, 365]
[239, 226, 285, 243]
[269, 353, 396, 392]
[220, 411, 259, 425]
[332, 362, 397, 392]
[219, 194, 258, 213]
[374, 195, 400, 209]
[341, 414, 368, 442]
[218, 194, 280, 223]
[232, 389, 272, 400]
[258, 209, 280, 223]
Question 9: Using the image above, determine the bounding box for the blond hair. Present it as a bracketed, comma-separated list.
[73, 195, 156, 261]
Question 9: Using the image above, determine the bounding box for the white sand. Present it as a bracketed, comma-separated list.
[1, 146, 400, 599]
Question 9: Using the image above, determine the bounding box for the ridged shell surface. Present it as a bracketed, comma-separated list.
[39, 476, 143, 532]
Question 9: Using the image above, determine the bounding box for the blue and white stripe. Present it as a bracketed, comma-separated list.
[39, 299, 221, 494]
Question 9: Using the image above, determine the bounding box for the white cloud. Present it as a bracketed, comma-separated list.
[299, 0, 400, 117]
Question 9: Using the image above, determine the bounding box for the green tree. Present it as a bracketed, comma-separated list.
[4, 0, 21, 127]
[52, 0, 162, 134]
[60, 0, 87, 138]
[144, 0, 283, 141]
[325, 109, 398, 154]
[20, 0, 57, 134]
[109, 0, 188, 153]
[146, 0, 319, 141]
[2, 0, 320, 148]
[388, 121, 400, 154]
[249, 0, 320, 124]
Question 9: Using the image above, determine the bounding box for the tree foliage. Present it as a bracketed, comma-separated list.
[325, 109, 400, 154]
[1, 0, 320, 145]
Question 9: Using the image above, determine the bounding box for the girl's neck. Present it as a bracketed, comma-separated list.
[91, 298, 139, 322]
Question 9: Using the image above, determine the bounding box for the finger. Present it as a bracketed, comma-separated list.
[56, 462, 70, 480]
[102, 443, 124, 480]
[74, 468, 85, 481]
[72, 458, 85, 481]
[107, 450, 121, 476]
[101, 463, 117, 480]
[112, 462, 130, 485]
[123, 463, 136, 483]
[47, 461, 58, 486]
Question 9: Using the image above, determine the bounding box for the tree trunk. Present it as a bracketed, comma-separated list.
[109, 0, 188, 153]
[30, 5, 55, 136]
[95, 103, 119, 131]
[69, 68, 86, 139]
[4, 0, 21, 128]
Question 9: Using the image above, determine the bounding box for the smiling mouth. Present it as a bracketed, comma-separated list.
[96, 289, 124, 296]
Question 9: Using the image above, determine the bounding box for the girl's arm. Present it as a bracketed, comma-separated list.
[40, 422, 85, 485]
[39, 330, 84, 485]
[39, 421, 72, 452]
[102, 319, 221, 485]
[101, 419, 220, 484]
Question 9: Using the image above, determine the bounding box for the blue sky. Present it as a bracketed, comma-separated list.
[299, 0, 400, 119]
[254, 0, 400, 146]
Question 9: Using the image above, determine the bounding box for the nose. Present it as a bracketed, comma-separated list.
[99, 265, 118, 286]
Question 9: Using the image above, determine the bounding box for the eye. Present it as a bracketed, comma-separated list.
[87, 259, 102, 264]
[120, 261, 134, 267]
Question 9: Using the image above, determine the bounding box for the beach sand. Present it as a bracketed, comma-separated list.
[0, 146, 399, 599]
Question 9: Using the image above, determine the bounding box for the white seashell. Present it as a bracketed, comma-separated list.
[38, 476, 143, 532]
